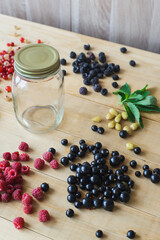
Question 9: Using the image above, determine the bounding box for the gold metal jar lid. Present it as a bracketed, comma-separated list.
[14, 44, 60, 78]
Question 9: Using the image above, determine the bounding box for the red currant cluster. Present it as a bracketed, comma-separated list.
[0, 48, 15, 81]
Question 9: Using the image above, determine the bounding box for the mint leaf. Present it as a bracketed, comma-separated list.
[137, 105, 160, 112]
[123, 103, 135, 122]
[127, 102, 144, 128]
[135, 96, 157, 106]
[119, 83, 130, 95]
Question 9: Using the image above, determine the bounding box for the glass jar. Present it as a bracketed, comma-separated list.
[12, 44, 64, 133]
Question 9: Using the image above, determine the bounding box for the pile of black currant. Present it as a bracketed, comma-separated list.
[61, 140, 134, 211]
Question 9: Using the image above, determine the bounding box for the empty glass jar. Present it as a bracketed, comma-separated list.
[12, 44, 64, 133]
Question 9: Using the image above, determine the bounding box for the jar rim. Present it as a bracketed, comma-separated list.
[14, 44, 60, 78]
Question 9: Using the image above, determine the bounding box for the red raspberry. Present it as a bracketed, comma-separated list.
[4, 167, 12, 176]
[14, 184, 22, 190]
[42, 152, 53, 162]
[3, 152, 11, 160]
[11, 152, 19, 161]
[21, 165, 30, 175]
[50, 159, 59, 169]
[19, 153, 29, 161]
[31, 187, 43, 200]
[12, 189, 22, 200]
[6, 184, 15, 194]
[0, 179, 6, 191]
[34, 158, 45, 170]
[22, 193, 33, 205]
[7, 169, 18, 180]
[13, 217, 24, 229]
[15, 175, 23, 184]
[1, 193, 11, 202]
[0, 173, 5, 180]
[23, 204, 33, 214]
[0, 160, 10, 170]
[39, 209, 50, 222]
[18, 141, 29, 152]
[12, 162, 22, 173]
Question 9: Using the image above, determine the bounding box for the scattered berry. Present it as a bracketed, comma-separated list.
[61, 139, 68, 146]
[66, 208, 74, 217]
[42, 152, 53, 162]
[133, 147, 141, 154]
[70, 51, 76, 59]
[84, 44, 90, 50]
[19, 153, 29, 161]
[21, 165, 30, 175]
[37, 39, 42, 44]
[18, 141, 29, 152]
[101, 88, 108, 96]
[12, 189, 22, 200]
[129, 60, 136, 67]
[119, 130, 128, 138]
[2, 152, 11, 160]
[49, 147, 56, 155]
[127, 230, 136, 239]
[11, 152, 19, 161]
[96, 230, 103, 238]
[61, 157, 69, 166]
[20, 37, 25, 43]
[112, 74, 119, 80]
[31, 187, 43, 200]
[151, 173, 160, 184]
[62, 69, 66, 76]
[50, 159, 59, 169]
[39, 209, 50, 222]
[40, 182, 49, 192]
[97, 127, 104, 134]
[91, 125, 98, 132]
[60, 58, 66, 65]
[120, 47, 127, 53]
[135, 171, 141, 177]
[93, 84, 102, 92]
[112, 82, 118, 88]
[22, 193, 33, 205]
[13, 217, 24, 229]
[5, 86, 11, 92]
[34, 158, 45, 170]
[23, 204, 33, 214]
[79, 86, 88, 95]
[130, 160, 137, 168]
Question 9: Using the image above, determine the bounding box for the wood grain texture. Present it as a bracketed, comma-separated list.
[0, 15, 160, 240]
[0, 0, 160, 52]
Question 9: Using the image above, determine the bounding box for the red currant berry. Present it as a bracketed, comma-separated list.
[20, 37, 25, 43]
[10, 42, 15, 46]
[5, 86, 11, 92]
[37, 39, 42, 44]
[7, 43, 10, 47]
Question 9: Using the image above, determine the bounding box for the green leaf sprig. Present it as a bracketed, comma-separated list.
[113, 83, 160, 128]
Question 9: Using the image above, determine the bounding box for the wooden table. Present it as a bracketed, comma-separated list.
[0, 14, 160, 240]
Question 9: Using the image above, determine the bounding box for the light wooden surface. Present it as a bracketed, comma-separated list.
[0, 14, 160, 240]
[0, 0, 160, 53]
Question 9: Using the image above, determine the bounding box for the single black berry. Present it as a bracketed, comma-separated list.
[61, 157, 69, 166]
[103, 199, 114, 211]
[60, 58, 66, 65]
[119, 191, 130, 203]
[70, 145, 79, 154]
[112, 74, 119, 80]
[62, 69, 66, 76]
[70, 51, 76, 59]
[84, 44, 90, 50]
[61, 139, 68, 146]
[93, 198, 102, 208]
[49, 147, 56, 155]
[95, 142, 102, 149]
[66, 208, 74, 217]
[112, 82, 118, 88]
[40, 183, 49, 192]
[91, 125, 98, 132]
[93, 84, 102, 92]
[111, 151, 119, 156]
[67, 175, 77, 184]
[151, 173, 160, 184]
[135, 171, 141, 177]
[143, 169, 152, 178]
[121, 165, 128, 173]
[79, 87, 88, 95]
[77, 151, 85, 158]
[133, 147, 141, 154]
[96, 230, 103, 238]
[67, 194, 76, 202]
[82, 197, 92, 208]
[101, 88, 108, 96]
[97, 127, 104, 134]
[120, 47, 127, 53]
[119, 130, 128, 138]
[110, 156, 121, 167]
[143, 164, 149, 170]
[153, 168, 160, 175]
[129, 60, 136, 67]
[74, 201, 82, 208]
[68, 152, 76, 161]
[67, 184, 78, 194]
[79, 139, 85, 145]
[130, 160, 137, 168]
[76, 192, 81, 198]
[127, 230, 136, 239]
[70, 164, 77, 171]
[100, 148, 109, 157]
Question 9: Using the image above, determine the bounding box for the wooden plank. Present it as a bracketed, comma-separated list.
[25, 0, 71, 30]
[0, 14, 160, 123]
[0, 216, 50, 240]
[0, 168, 160, 239]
